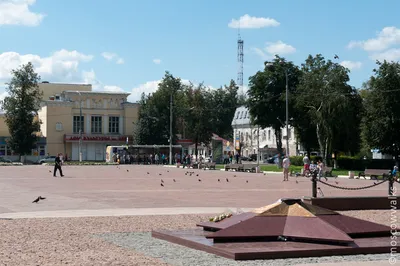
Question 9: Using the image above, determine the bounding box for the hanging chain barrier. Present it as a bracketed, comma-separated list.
[316, 178, 388, 190]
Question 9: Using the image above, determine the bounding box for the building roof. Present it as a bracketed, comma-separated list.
[231, 105, 251, 126]
[63, 90, 130, 95]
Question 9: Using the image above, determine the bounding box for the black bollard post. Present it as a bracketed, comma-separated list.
[312, 176, 317, 198]
[389, 174, 394, 196]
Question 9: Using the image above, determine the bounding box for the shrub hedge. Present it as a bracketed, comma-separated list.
[290, 155, 395, 170]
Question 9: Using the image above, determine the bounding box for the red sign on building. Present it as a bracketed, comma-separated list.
[64, 135, 127, 142]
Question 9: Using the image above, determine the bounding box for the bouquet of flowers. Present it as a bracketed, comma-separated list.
[209, 212, 232, 222]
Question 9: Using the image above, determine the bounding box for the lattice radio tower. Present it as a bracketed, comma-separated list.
[237, 25, 244, 95]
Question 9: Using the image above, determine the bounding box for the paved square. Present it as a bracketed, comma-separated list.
[0, 165, 390, 216]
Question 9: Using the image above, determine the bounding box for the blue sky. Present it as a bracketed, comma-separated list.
[1, 0, 400, 102]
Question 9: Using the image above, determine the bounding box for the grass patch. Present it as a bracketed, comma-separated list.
[215, 164, 357, 176]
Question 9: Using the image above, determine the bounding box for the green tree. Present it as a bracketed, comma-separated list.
[247, 55, 301, 156]
[0, 62, 43, 157]
[133, 71, 185, 145]
[183, 83, 214, 156]
[209, 79, 240, 139]
[362, 60, 400, 158]
[296, 54, 361, 163]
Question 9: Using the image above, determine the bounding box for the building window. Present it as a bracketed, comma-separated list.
[0, 145, 5, 156]
[262, 131, 266, 141]
[246, 132, 249, 141]
[91, 116, 102, 134]
[239, 112, 243, 119]
[108, 116, 120, 134]
[240, 132, 244, 142]
[287, 128, 292, 140]
[73, 116, 84, 134]
[268, 130, 271, 141]
[235, 112, 239, 119]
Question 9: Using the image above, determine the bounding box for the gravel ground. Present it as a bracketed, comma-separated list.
[0, 210, 397, 266]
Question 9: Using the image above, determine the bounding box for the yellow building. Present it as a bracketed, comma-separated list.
[0, 82, 139, 161]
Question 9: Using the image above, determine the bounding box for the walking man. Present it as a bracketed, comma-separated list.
[54, 153, 64, 177]
[282, 156, 290, 181]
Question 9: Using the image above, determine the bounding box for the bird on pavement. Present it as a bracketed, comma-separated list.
[218, 179, 220, 182]
[161, 183, 164, 187]
[159, 173, 162, 176]
[226, 178, 229, 182]
[173, 179, 176, 182]
[39, 196, 46, 200]
[296, 180, 298, 184]
[126, 169, 129, 172]
[161, 179, 164, 183]
[246, 180, 248, 183]
[198, 179, 201, 182]
[147, 172, 150, 174]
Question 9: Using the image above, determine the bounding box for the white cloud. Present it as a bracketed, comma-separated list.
[0, 49, 93, 82]
[369, 48, 400, 62]
[265, 41, 296, 55]
[81, 69, 124, 92]
[228, 14, 280, 29]
[340, 61, 362, 70]
[347, 27, 400, 52]
[153, 58, 161, 64]
[101, 52, 124, 64]
[128, 79, 215, 103]
[252, 41, 296, 59]
[0, 0, 45, 26]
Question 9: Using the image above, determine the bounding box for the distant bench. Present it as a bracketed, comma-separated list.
[187, 162, 216, 170]
[358, 169, 391, 180]
[225, 164, 257, 173]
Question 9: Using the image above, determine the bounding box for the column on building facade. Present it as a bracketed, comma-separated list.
[119, 115, 124, 135]
[86, 114, 91, 134]
[103, 115, 108, 134]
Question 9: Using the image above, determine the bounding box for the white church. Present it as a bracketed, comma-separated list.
[231, 106, 300, 159]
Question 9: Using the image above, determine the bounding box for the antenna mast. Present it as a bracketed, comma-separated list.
[237, 22, 244, 96]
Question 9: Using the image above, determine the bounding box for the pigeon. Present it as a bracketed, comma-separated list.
[218, 179, 220, 182]
[335, 181, 339, 184]
[173, 179, 176, 182]
[226, 178, 229, 182]
[234, 175, 237, 177]
[48, 170, 51, 173]
[296, 180, 298, 184]
[159, 173, 162, 176]
[246, 180, 248, 183]
[126, 169, 129, 172]
[39, 196, 46, 200]
[161, 179, 164, 183]
[198, 179, 201, 182]
[32, 197, 40, 203]
[334, 54, 339, 59]
[196, 174, 199, 176]
[185, 172, 187, 175]
[147, 172, 150, 175]
[161, 183, 164, 187]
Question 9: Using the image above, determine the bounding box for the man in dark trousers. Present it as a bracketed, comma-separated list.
[54, 153, 64, 177]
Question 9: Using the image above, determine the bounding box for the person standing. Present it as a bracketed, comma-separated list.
[303, 154, 310, 176]
[54, 153, 64, 177]
[282, 156, 290, 181]
[317, 160, 328, 181]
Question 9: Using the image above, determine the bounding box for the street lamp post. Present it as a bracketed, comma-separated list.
[169, 93, 173, 165]
[285, 69, 289, 157]
[77, 91, 83, 163]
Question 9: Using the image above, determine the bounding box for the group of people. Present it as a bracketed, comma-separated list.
[281, 154, 328, 182]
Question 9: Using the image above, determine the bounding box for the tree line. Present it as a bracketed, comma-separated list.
[247, 54, 400, 163]
[1, 56, 399, 164]
[133, 72, 245, 155]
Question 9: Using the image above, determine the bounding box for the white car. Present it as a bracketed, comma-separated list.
[37, 156, 56, 164]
